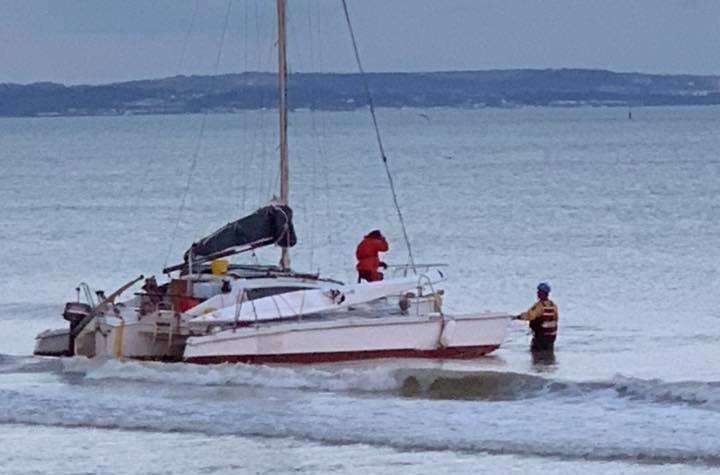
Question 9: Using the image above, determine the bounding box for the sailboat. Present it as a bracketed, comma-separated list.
[34, 0, 511, 363]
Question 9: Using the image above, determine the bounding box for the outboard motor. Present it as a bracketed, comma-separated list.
[63, 302, 93, 331]
[62, 302, 94, 355]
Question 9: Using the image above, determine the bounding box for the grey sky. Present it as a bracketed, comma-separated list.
[2, 0, 720, 85]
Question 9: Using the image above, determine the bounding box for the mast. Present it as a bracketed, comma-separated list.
[277, 0, 290, 270]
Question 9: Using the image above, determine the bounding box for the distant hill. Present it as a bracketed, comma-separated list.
[2, 69, 720, 117]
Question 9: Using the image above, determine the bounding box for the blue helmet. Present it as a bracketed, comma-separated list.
[537, 282, 551, 293]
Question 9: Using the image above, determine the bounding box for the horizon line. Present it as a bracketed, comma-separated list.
[4, 67, 719, 88]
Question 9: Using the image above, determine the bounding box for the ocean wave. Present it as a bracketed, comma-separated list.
[2, 418, 720, 468]
[604, 375, 720, 409]
[0, 353, 17, 370]
[0, 354, 62, 374]
[61, 357, 400, 393]
[396, 368, 562, 400]
[57, 358, 720, 410]
[397, 369, 720, 409]
[4, 363, 720, 468]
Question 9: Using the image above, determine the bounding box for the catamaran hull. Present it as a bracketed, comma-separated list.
[184, 313, 510, 364]
[33, 321, 186, 361]
[186, 345, 500, 364]
[34, 328, 72, 357]
[83, 320, 187, 362]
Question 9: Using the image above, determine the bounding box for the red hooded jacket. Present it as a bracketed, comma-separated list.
[356, 234, 389, 273]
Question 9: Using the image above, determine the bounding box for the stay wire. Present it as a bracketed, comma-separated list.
[178, 0, 201, 71]
[308, 0, 335, 270]
[306, 2, 316, 272]
[118, 0, 201, 271]
[164, 0, 234, 268]
[236, 0, 250, 216]
[340, 0, 416, 269]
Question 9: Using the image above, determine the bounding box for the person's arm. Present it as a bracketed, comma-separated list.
[377, 237, 389, 252]
[517, 302, 542, 321]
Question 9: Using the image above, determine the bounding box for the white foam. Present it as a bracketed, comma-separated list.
[608, 374, 720, 410]
[61, 357, 401, 393]
[59, 358, 720, 411]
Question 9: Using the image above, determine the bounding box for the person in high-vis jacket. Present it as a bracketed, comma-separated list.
[355, 230, 389, 282]
[515, 282, 558, 353]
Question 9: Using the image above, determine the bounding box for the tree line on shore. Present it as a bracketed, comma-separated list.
[2, 68, 719, 117]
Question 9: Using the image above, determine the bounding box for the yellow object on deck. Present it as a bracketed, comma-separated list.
[211, 259, 229, 275]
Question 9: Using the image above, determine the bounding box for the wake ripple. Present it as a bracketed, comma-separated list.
[0, 354, 62, 374]
[62, 357, 400, 392]
[55, 358, 720, 411]
[2, 418, 720, 468]
[397, 369, 720, 410]
[3, 359, 720, 468]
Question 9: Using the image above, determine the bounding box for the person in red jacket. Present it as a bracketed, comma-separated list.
[356, 230, 389, 282]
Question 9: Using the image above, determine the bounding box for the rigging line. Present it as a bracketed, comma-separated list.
[244, 104, 264, 214]
[164, 0, 235, 267]
[306, 0, 323, 271]
[340, 0, 416, 269]
[236, 0, 250, 216]
[259, 15, 279, 206]
[118, 0, 202, 271]
[308, 0, 335, 267]
[241, 1, 264, 215]
[306, 0, 316, 271]
[178, 0, 201, 71]
[308, 118, 318, 271]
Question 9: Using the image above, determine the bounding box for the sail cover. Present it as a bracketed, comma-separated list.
[187, 205, 297, 258]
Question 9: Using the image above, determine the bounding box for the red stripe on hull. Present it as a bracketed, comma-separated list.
[185, 345, 500, 365]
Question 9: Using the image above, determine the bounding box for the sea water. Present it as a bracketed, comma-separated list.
[0, 106, 719, 474]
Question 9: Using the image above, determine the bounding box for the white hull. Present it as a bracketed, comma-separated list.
[184, 313, 510, 364]
[34, 271, 510, 365]
[69, 312, 187, 361]
[35, 320, 187, 362]
[34, 328, 72, 357]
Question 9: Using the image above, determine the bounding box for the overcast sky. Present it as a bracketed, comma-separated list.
[2, 0, 720, 85]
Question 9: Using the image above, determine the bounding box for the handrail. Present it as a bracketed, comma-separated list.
[415, 272, 444, 318]
[233, 288, 261, 330]
[385, 263, 448, 268]
[386, 263, 448, 278]
[78, 282, 97, 307]
[234, 288, 246, 331]
[71, 275, 144, 339]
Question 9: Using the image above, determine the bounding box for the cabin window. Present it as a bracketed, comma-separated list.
[245, 287, 310, 300]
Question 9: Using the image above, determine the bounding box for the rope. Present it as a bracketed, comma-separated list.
[164, 0, 234, 268]
[340, 0, 416, 270]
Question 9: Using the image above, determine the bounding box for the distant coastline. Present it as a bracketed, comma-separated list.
[2, 68, 720, 118]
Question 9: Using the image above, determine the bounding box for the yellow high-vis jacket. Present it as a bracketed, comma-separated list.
[520, 298, 559, 339]
[519, 299, 559, 322]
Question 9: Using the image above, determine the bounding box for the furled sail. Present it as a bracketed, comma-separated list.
[187, 205, 297, 259]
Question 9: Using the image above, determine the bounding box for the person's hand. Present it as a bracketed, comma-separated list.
[513, 314, 523, 320]
[379, 261, 388, 269]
